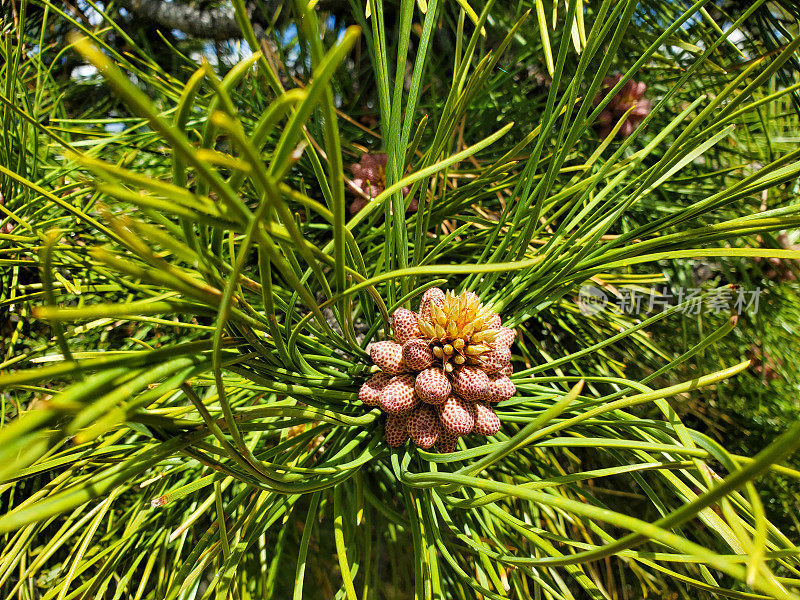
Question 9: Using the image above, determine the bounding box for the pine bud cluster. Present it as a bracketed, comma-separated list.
[594, 74, 652, 138]
[360, 288, 516, 452]
[347, 153, 416, 215]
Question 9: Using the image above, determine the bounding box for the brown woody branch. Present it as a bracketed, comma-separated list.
[116, 0, 263, 40]
[115, 0, 350, 41]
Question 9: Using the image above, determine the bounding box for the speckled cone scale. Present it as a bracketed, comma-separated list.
[408, 404, 439, 448]
[419, 287, 446, 322]
[370, 341, 407, 375]
[451, 365, 490, 402]
[438, 396, 475, 435]
[486, 374, 515, 403]
[392, 308, 422, 344]
[479, 345, 511, 375]
[379, 374, 419, 414]
[385, 413, 410, 447]
[402, 338, 435, 371]
[415, 367, 451, 405]
[437, 428, 460, 453]
[494, 326, 516, 348]
[473, 402, 501, 436]
[359, 372, 392, 406]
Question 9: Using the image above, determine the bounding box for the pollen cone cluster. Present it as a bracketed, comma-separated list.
[359, 288, 516, 452]
[593, 74, 652, 138]
[347, 153, 415, 216]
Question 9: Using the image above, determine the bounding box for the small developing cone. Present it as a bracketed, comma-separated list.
[436, 428, 460, 453]
[348, 153, 415, 216]
[472, 402, 501, 436]
[379, 374, 419, 414]
[402, 338, 436, 371]
[486, 374, 515, 403]
[419, 287, 446, 322]
[415, 366, 451, 405]
[370, 341, 407, 375]
[451, 365, 490, 402]
[408, 404, 439, 449]
[359, 372, 393, 406]
[438, 395, 475, 435]
[385, 413, 410, 447]
[593, 74, 652, 138]
[392, 308, 422, 344]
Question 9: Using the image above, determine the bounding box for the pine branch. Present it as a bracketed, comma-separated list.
[116, 0, 349, 41]
[116, 0, 258, 40]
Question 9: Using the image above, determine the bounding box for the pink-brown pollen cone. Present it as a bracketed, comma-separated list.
[593, 74, 652, 138]
[362, 288, 516, 451]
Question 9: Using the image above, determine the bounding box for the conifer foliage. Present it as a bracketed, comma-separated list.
[2, 1, 800, 599]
